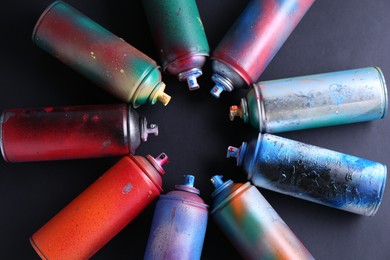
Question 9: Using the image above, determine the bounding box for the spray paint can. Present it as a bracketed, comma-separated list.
[144, 175, 208, 260]
[33, 1, 171, 107]
[0, 104, 158, 162]
[230, 67, 388, 133]
[210, 0, 315, 98]
[143, 0, 209, 90]
[30, 153, 168, 260]
[227, 134, 387, 216]
[210, 175, 313, 260]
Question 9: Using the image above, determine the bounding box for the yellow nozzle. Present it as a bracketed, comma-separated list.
[157, 91, 171, 106]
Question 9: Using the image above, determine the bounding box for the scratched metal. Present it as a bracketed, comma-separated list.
[227, 134, 387, 216]
[231, 67, 388, 133]
[32, 1, 170, 107]
[210, 0, 315, 97]
[210, 175, 314, 260]
[143, 0, 209, 90]
[144, 175, 208, 260]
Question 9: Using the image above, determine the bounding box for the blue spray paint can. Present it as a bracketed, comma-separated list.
[144, 175, 208, 260]
[227, 134, 387, 216]
[230, 67, 388, 133]
[210, 175, 314, 260]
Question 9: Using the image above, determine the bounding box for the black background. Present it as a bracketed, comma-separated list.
[1, 0, 390, 259]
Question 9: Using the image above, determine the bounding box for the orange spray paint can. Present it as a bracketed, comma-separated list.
[30, 153, 168, 259]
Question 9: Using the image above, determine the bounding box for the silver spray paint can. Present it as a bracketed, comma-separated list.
[230, 67, 388, 133]
[227, 133, 387, 216]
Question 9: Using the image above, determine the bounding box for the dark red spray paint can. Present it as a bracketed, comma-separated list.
[0, 104, 158, 162]
[210, 0, 315, 97]
[30, 153, 168, 259]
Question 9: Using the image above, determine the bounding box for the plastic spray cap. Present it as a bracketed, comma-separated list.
[210, 175, 234, 198]
[140, 117, 159, 142]
[210, 175, 225, 189]
[179, 68, 202, 91]
[183, 175, 195, 187]
[210, 74, 234, 98]
[147, 153, 169, 175]
[226, 143, 247, 166]
[229, 105, 242, 121]
[149, 82, 171, 106]
[210, 85, 224, 98]
[157, 91, 171, 106]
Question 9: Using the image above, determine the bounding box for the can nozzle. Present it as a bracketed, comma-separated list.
[226, 146, 239, 158]
[183, 175, 195, 187]
[210, 85, 224, 98]
[154, 153, 169, 166]
[140, 117, 159, 142]
[210, 74, 234, 98]
[229, 105, 242, 121]
[178, 68, 202, 91]
[157, 91, 171, 106]
[226, 143, 247, 166]
[147, 153, 169, 175]
[210, 175, 234, 198]
[149, 82, 171, 106]
[211, 175, 224, 189]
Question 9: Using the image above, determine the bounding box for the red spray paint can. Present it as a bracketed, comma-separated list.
[30, 153, 168, 259]
[0, 104, 158, 162]
[210, 0, 315, 97]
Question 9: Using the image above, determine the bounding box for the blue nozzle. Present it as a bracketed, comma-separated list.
[226, 146, 239, 158]
[211, 175, 225, 189]
[179, 68, 202, 91]
[210, 85, 224, 98]
[226, 142, 247, 167]
[183, 175, 195, 187]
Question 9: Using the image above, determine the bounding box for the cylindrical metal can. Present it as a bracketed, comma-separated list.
[30, 153, 169, 260]
[33, 1, 171, 107]
[0, 104, 158, 162]
[144, 175, 208, 260]
[143, 0, 210, 91]
[210, 175, 314, 260]
[210, 0, 315, 98]
[227, 134, 387, 216]
[230, 67, 388, 133]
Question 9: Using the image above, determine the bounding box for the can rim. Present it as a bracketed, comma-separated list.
[160, 194, 209, 209]
[211, 182, 251, 214]
[32, 1, 63, 42]
[0, 112, 7, 162]
[373, 67, 388, 119]
[368, 164, 387, 216]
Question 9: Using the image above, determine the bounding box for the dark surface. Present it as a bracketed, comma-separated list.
[1, 0, 389, 259]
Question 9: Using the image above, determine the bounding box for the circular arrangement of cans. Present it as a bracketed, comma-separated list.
[1, 1, 388, 259]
